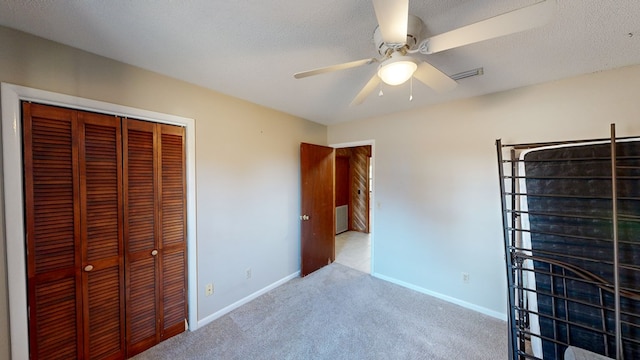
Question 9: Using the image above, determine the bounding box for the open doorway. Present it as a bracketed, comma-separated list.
[332, 141, 374, 274]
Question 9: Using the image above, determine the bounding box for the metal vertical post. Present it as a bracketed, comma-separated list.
[610, 124, 623, 360]
[511, 149, 527, 359]
[496, 139, 519, 360]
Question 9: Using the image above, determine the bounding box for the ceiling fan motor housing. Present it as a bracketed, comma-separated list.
[374, 14, 424, 56]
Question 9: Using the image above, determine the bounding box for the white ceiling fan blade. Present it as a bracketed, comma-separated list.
[294, 58, 377, 79]
[350, 74, 381, 106]
[372, 0, 409, 46]
[413, 62, 457, 93]
[421, 0, 556, 54]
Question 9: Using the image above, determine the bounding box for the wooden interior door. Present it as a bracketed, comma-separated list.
[158, 124, 188, 340]
[124, 120, 187, 355]
[24, 102, 185, 359]
[24, 102, 126, 359]
[78, 111, 126, 359]
[335, 156, 350, 208]
[23, 103, 82, 359]
[123, 119, 160, 357]
[300, 143, 335, 276]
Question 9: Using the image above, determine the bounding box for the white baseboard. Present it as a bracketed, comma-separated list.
[372, 272, 507, 321]
[196, 271, 300, 329]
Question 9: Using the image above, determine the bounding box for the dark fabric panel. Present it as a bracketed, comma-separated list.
[524, 141, 640, 359]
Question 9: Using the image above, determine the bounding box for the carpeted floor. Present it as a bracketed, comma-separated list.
[133, 263, 507, 359]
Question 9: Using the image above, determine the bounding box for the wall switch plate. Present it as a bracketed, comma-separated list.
[462, 272, 470, 283]
[205, 283, 213, 296]
[246, 268, 252, 279]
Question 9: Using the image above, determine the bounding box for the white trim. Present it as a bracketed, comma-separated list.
[329, 140, 374, 148]
[329, 139, 375, 275]
[372, 272, 508, 321]
[197, 271, 300, 328]
[1, 83, 199, 359]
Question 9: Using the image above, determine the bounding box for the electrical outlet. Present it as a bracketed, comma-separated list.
[205, 283, 213, 296]
[245, 268, 252, 279]
[462, 272, 470, 284]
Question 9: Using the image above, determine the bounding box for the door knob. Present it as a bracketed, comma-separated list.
[151, 249, 158, 256]
[300, 215, 310, 221]
[84, 265, 94, 272]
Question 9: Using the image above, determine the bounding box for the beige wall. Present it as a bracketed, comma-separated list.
[328, 63, 640, 317]
[0, 25, 326, 359]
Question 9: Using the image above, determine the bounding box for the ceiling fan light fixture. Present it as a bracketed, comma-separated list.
[377, 55, 417, 86]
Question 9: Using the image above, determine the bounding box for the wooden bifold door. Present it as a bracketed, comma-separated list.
[23, 102, 187, 360]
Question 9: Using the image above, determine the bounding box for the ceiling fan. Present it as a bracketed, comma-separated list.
[294, 0, 555, 106]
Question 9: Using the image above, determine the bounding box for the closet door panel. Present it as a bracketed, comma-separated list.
[159, 126, 185, 248]
[123, 119, 160, 356]
[161, 251, 186, 337]
[158, 124, 187, 339]
[86, 266, 124, 360]
[78, 112, 125, 360]
[23, 102, 83, 359]
[30, 111, 78, 272]
[124, 121, 156, 254]
[25, 103, 188, 359]
[33, 276, 79, 359]
[127, 256, 158, 349]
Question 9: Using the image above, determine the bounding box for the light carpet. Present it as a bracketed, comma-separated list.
[133, 263, 507, 359]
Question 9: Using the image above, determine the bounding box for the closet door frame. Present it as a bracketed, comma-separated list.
[1, 83, 198, 360]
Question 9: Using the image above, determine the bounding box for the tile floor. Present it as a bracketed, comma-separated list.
[334, 231, 371, 273]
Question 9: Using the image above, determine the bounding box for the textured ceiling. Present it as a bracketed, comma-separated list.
[1, 1, 639, 125]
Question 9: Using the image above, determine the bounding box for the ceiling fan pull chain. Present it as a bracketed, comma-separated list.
[409, 77, 414, 102]
[378, 82, 384, 97]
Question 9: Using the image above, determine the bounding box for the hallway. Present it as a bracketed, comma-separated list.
[335, 231, 370, 273]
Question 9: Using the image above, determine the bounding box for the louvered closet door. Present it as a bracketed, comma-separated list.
[123, 119, 160, 357]
[25, 103, 185, 359]
[23, 103, 83, 360]
[77, 111, 125, 360]
[24, 104, 126, 360]
[124, 120, 187, 355]
[158, 124, 187, 339]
